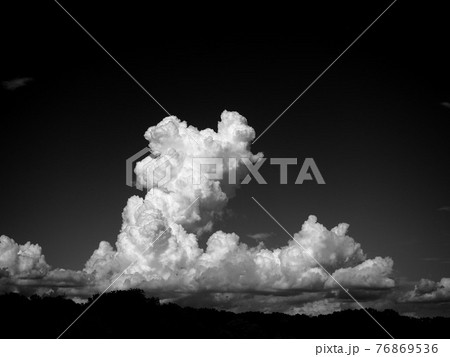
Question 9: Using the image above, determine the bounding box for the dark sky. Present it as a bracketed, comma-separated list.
[1, 0, 449, 289]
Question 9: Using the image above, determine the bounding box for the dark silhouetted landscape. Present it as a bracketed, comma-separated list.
[0, 290, 448, 339]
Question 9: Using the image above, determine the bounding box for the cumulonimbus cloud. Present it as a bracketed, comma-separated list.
[1, 111, 400, 314]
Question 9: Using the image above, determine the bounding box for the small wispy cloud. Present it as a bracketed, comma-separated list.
[441, 102, 450, 110]
[438, 206, 450, 212]
[420, 257, 440, 262]
[2, 77, 33, 91]
[247, 232, 274, 240]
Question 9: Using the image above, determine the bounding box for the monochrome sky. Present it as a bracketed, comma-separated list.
[1, 1, 450, 318]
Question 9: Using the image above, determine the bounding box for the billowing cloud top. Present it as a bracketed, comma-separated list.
[0, 235, 49, 279]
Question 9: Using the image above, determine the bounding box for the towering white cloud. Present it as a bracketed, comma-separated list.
[84, 111, 395, 299]
[1, 111, 398, 314]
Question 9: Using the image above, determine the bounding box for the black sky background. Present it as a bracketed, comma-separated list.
[1, 0, 449, 288]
